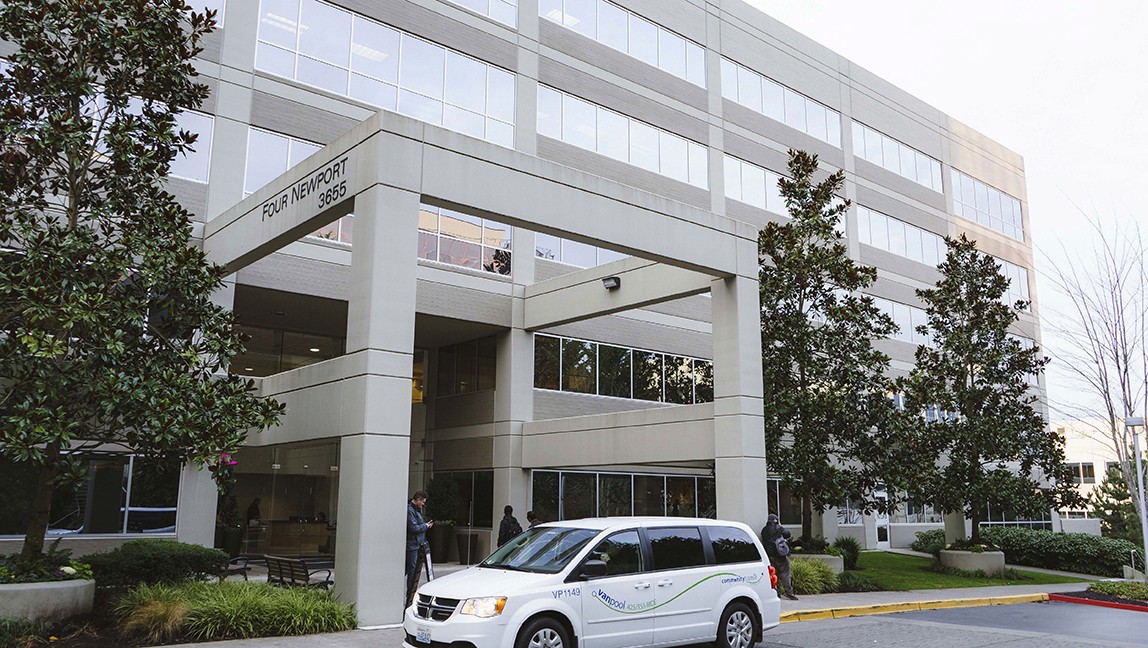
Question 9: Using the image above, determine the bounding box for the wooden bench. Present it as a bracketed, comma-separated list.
[264, 555, 333, 590]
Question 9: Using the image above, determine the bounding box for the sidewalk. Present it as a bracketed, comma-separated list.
[183, 561, 1102, 647]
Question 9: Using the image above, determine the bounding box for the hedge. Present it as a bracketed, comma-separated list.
[979, 526, 1137, 578]
[83, 539, 229, 588]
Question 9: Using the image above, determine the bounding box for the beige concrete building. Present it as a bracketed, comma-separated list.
[0, 0, 1045, 625]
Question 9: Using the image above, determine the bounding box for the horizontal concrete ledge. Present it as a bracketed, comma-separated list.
[780, 593, 1049, 622]
[0, 579, 95, 622]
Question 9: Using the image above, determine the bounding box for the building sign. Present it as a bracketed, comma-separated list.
[261, 156, 351, 221]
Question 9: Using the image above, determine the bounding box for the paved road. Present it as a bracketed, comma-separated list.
[756, 602, 1148, 647]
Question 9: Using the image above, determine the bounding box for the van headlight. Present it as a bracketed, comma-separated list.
[460, 597, 507, 618]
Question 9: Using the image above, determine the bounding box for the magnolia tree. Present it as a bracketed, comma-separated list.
[900, 235, 1078, 543]
[759, 150, 903, 540]
[0, 1, 283, 558]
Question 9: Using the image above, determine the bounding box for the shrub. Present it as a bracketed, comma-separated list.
[790, 557, 838, 595]
[83, 539, 228, 588]
[832, 536, 861, 570]
[1089, 580, 1148, 602]
[0, 617, 50, 648]
[980, 526, 1137, 578]
[0, 541, 92, 584]
[836, 571, 882, 592]
[946, 538, 997, 553]
[910, 529, 945, 557]
[116, 580, 357, 642]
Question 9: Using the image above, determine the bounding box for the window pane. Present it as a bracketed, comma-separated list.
[659, 132, 688, 182]
[761, 78, 784, 122]
[664, 355, 694, 404]
[532, 470, 560, 524]
[259, 0, 300, 49]
[724, 156, 741, 201]
[736, 66, 761, 112]
[649, 527, 705, 569]
[125, 458, 180, 534]
[915, 152, 932, 188]
[562, 239, 596, 268]
[697, 478, 716, 518]
[444, 105, 485, 139]
[633, 351, 663, 401]
[534, 336, 560, 389]
[350, 18, 399, 83]
[400, 35, 445, 100]
[709, 526, 760, 564]
[628, 14, 658, 66]
[658, 29, 686, 78]
[881, 137, 899, 173]
[562, 94, 596, 150]
[864, 127, 882, 165]
[688, 142, 707, 189]
[852, 123, 866, 158]
[535, 231, 561, 261]
[598, 476, 633, 516]
[245, 128, 289, 194]
[666, 477, 696, 516]
[297, 56, 348, 94]
[170, 112, 213, 182]
[565, 0, 596, 38]
[438, 344, 457, 396]
[870, 212, 888, 249]
[562, 472, 596, 519]
[561, 339, 596, 394]
[783, 89, 806, 131]
[596, 108, 629, 161]
[477, 336, 497, 391]
[633, 475, 665, 515]
[455, 339, 478, 393]
[537, 86, 562, 139]
[486, 119, 514, 147]
[350, 74, 397, 109]
[598, 1, 628, 51]
[589, 530, 643, 575]
[685, 42, 705, 86]
[256, 42, 296, 77]
[598, 345, 631, 398]
[720, 59, 737, 100]
[438, 237, 482, 269]
[857, 207, 872, 244]
[299, 0, 351, 66]
[398, 90, 443, 125]
[693, 360, 713, 403]
[486, 68, 516, 124]
[905, 225, 923, 263]
[288, 139, 320, 167]
[440, 208, 483, 244]
[887, 218, 905, 256]
[445, 52, 487, 113]
[741, 163, 765, 209]
[806, 101, 827, 141]
[629, 121, 659, 172]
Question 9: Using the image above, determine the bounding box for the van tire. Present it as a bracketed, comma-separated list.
[716, 601, 757, 648]
[516, 616, 571, 648]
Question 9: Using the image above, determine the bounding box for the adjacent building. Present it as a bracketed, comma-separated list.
[0, 0, 1044, 624]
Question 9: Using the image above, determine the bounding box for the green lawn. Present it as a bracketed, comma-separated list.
[854, 551, 1090, 591]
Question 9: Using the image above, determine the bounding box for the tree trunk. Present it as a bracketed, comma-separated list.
[21, 443, 61, 558]
[969, 504, 981, 545]
[801, 494, 813, 541]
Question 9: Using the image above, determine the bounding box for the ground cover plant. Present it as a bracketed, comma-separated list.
[1088, 580, 1148, 602]
[790, 557, 838, 595]
[115, 580, 357, 644]
[854, 551, 1088, 591]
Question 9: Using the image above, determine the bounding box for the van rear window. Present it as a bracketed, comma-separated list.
[648, 527, 706, 569]
[708, 526, 762, 564]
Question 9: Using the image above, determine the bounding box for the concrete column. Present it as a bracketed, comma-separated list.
[491, 327, 534, 542]
[710, 272, 767, 532]
[333, 185, 420, 626]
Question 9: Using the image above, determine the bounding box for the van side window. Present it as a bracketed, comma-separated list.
[708, 526, 763, 564]
[648, 527, 706, 570]
[587, 530, 643, 576]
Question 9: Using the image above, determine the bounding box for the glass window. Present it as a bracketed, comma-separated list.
[666, 477, 696, 516]
[537, 86, 562, 139]
[633, 474, 664, 515]
[482, 526, 599, 573]
[476, 337, 497, 390]
[587, 530, 643, 576]
[350, 18, 399, 83]
[805, 101, 827, 141]
[881, 137, 899, 173]
[633, 351, 663, 401]
[565, 0, 596, 37]
[259, 0, 300, 50]
[561, 339, 596, 394]
[299, 0, 351, 66]
[563, 94, 596, 151]
[783, 89, 806, 132]
[534, 335, 560, 390]
[659, 132, 689, 183]
[887, 218, 906, 257]
[693, 361, 713, 404]
[628, 14, 658, 67]
[598, 345, 631, 398]
[598, 474, 633, 516]
[454, 340, 478, 394]
[562, 239, 597, 268]
[399, 35, 445, 100]
[245, 128, 290, 194]
[864, 127, 882, 166]
[350, 73, 397, 109]
[658, 28, 686, 78]
[740, 160, 766, 209]
[598, 1, 628, 51]
[170, 111, 213, 182]
[596, 108, 629, 161]
[720, 58, 737, 99]
[857, 207, 872, 245]
[736, 66, 761, 112]
[486, 69, 515, 124]
[398, 89, 443, 125]
[532, 470, 560, 523]
[687, 142, 707, 189]
[562, 472, 597, 519]
[629, 120, 659, 173]
[685, 43, 705, 87]
[649, 526, 705, 569]
[664, 355, 694, 404]
[445, 52, 487, 113]
[869, 210, 888, 250]
[761, 78, 784, 123]
[709, 526, 761, 564]
[297, 56, 347, 94]
[724, 155, 741, 202]
[697, 478, 716, 519]
[905, 226, 923, 263]
[256, 41, 296, 77]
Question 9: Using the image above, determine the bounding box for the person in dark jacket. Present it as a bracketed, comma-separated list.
[526, 510, 542, 528]
[406, 491, 433, 597]
[497, 505, 523, 547]
[761, 513, 797, 600]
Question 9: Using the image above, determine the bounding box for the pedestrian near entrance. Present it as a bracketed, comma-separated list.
[406, 491, 433, 597]
[526, 510, 542, 528]
[761, 513, 797, 600]
[497, 505, 523, 547]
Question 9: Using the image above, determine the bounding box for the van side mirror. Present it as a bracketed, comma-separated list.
[579, 560, 608, 579]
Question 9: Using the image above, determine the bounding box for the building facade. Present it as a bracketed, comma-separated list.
[0, 0, 1044, 625]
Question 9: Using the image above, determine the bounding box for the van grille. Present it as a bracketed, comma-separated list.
[415, 594, 460, 621]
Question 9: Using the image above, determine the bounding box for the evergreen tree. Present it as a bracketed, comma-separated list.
[900, 234, 1078, 543]
[0, 1, 284, 558]
[760, 150, 900, 540]
[1090, 464, 1143, 546]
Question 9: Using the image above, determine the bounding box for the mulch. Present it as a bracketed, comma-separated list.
[1050, 590, 1148, 612]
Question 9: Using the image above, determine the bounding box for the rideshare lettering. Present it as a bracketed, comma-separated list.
[552, 587, 580, 599]
[261, 156, 350, 221]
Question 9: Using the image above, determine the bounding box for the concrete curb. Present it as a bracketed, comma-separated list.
[780, 593, 1050, 622]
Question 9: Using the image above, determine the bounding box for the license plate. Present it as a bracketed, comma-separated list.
[416, 626, 431, 644]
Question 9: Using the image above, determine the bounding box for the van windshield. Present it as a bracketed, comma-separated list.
[479, 527, 600, 574]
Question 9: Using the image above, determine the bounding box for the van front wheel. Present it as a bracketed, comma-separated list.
[717, 601, 757, 648]
[516, 617, 570, 648]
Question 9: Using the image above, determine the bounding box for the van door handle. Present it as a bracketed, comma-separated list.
[634, 582, 651, 590]
[656, 579, 673, 587]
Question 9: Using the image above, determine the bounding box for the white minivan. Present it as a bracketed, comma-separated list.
[403, 517, 781, 648]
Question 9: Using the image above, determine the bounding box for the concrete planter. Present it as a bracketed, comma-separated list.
[791, 553, 844, 573]
[0, 579, 95, 621]
[939, 549, 1005, 575]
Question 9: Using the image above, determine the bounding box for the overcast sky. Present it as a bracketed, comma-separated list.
[746, 0, 1148, 420]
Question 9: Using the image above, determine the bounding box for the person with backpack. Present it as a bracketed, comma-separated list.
[497, 505, 523, 547]
[761, 513, 798, 600]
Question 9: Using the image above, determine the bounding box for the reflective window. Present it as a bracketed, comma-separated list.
[586, 530, 643, 576]
[169, 111, 214, 182]
[534, 232, 626, 268]
[256, 0, 515, 147]
[951, 169, 1024, 241]
[720, 57, 840, 147]
[538, 85, 707, 188]
[870, 296, 930, 346]
[724, 155, 785, 214]
[856, 206, 946, 268]
[541, 0, 705, 87]
[708, 526, 761, 564]
[649, 527, 706, 570]
[998, 258, 1031, 309]
[437, 337, 498, 397]
[852, 122, 942, 193]
[533, 334, 712, 403]
[444, 0, 518, 27]
[418, 204, 512, 275]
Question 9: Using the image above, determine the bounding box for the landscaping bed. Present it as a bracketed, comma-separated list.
[1051, 590, 1148, 611]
